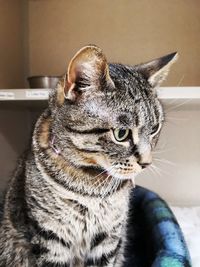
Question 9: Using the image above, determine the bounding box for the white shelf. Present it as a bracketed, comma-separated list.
[157, 87, 200, 99]
[0, 89, 50, 101]
[0, 87, 199, 101]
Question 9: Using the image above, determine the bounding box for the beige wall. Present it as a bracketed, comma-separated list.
[28, 0, 200, 86]
[138, 102, 200, 206]
[0, 0, 25, 88]
[0, 108, 31, 189]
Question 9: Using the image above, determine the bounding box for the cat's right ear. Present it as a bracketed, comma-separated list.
[63, 45, 114, 102]
[135, 52, 178, 88]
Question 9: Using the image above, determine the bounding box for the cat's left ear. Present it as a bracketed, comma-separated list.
[136, 52, 178, 87]
[63, 45, 114, 101]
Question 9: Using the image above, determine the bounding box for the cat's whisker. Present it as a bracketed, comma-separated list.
[152, 162, 171, 176]
[155, 141, 176, 153]
[90, 161, 118, 181]
[101, 170, 119, 199]
[110, 178, 118, 195]
[93, 164, 121, 194]
[109, 181, 119, 198]
[151, 163, 162, 177]
[149, 164, 159, 177]
[153, 163, 165, 174]
[90, 166, 113, 181]
[152, 147, 174, 154]
[165, 99, 191, 113]
[153, 158, 176, 166]
[92, 171, 114, 193]
[96, 178, 110, 194]
[116, 179, 122, 194]
[112, 178, 121, 196]
[176, 74, 185, 86]
[99, 175, 112, 199]
[148, 165, 157, 177]
[164, 121, 182, 129]
[91, 164, 117, 188]
[148, 163, 163, 178]
[165, 115, 188, 122]
[155, 140, 168, 149]
[107, 175, 119, 197]
[92, 169, 115, 196]
[104, 171, 116, 195]
[102, 174, 116, 198]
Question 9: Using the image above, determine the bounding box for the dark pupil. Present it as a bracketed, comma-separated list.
[118, 129, 126, 139]
[152, 124, 159, 134]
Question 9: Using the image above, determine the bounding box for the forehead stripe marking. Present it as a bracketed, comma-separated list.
[65, 125, 109, 134]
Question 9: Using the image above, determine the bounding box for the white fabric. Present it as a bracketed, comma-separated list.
[171, 206, 200, 267]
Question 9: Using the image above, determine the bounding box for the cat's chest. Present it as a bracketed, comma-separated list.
[30, 184, 131, 264]
[43, 191, 129, 250]
[86, 197, 128, 232]
[61, 193, 128, 231]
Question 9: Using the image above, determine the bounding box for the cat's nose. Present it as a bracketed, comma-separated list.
[137, 151, 152, 169]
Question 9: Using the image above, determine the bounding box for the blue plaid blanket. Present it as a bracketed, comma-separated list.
[125, 186, 192, 267]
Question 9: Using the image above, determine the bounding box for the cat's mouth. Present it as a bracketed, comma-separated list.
[105, 163, 143, 182]
[82, 164, 137, 182]
[108, 169, 136, 180]
[88, 156, 147, 184]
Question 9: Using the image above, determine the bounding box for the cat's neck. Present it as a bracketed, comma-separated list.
[32, 109, 131, 198]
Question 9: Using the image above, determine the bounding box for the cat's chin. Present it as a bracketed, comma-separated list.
[107, 170, 137, 185]
[112, 173, 136, 187]
[107, 166, 141, 179]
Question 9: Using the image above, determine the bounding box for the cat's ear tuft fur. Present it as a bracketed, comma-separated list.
[64, 45, 113, 101]
[136, 52, 178, 87]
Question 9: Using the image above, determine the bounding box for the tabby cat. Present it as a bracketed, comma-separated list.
[0, 45, 177, 267]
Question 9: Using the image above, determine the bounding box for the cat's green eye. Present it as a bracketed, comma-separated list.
[113, 128, 130, 142]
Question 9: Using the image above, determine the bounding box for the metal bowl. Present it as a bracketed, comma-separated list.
[27, 76, 61, 89]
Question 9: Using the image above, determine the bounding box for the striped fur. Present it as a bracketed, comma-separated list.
[0, 45, 177, 267]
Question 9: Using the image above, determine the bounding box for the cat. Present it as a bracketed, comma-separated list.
[0, 45, 177, 267]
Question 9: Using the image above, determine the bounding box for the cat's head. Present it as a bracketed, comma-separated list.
[49, 45, 177, 182]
